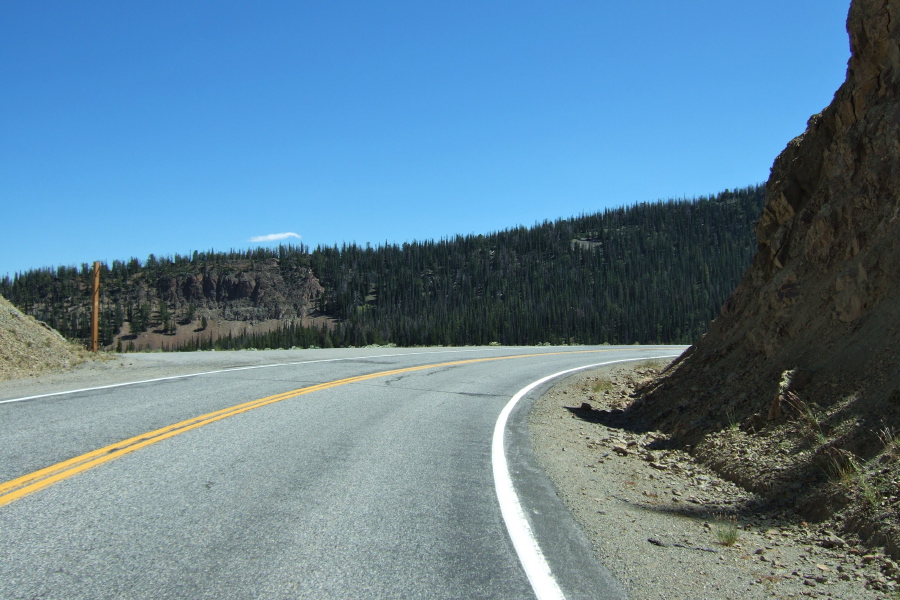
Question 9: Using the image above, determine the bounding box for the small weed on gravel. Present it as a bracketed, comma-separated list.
[591, 379, 614, 393]
[725, 406, 739, 432]
[713, 514, 740, 546]
[825, 449, 881, 507]
[859, 472, 879, 507]
[826, 449, 860, 486]
[785, 394, 829, 445]
[879, 426, 900, 459]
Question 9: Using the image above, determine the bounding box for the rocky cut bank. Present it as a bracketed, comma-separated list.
[632, 0, 900, 555]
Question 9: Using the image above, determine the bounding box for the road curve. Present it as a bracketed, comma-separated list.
[0, 345, 684, 599]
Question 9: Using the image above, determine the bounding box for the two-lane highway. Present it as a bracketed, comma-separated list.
[0, 345, 684, 599]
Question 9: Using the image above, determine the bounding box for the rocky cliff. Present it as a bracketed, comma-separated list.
[633, 0, 900, 553]
[148, 258, 324, 322]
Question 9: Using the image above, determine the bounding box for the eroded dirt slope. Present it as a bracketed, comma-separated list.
[631, 0, 900, 557]
[0, 295, 87, 381]
[533, 362, 892, 598]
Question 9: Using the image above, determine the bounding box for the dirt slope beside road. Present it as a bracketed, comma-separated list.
[533, 362, 890, 599]
[0, 295, 88, 381]
[628, 0, 900, 558]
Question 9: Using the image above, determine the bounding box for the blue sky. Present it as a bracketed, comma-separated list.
[2, 1, 851, 277]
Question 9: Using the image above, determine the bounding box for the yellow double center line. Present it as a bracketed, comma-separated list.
[0, 349, 638, 508]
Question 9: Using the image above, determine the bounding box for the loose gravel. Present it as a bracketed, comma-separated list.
[0, 295, 89, 382]
[530, 361, 891, 599]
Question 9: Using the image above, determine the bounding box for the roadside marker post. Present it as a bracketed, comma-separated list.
[91, 261, 100, 353]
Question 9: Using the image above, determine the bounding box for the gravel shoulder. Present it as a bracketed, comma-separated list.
[530, 360, 892, 599]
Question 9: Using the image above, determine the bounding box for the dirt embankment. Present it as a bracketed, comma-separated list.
[0, 295, 89, 381]
[625, 0, 900, 560]
[533, 361, 895, 598]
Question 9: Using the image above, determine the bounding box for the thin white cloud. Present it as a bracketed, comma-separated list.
[249, 232, 302, 243]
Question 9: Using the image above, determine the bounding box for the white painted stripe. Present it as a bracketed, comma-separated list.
[492, 354, 680, 600]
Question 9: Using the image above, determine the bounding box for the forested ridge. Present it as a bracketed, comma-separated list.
[0, 185, 765, 350]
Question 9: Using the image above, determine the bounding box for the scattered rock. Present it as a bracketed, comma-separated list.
[819, 533, 847, 549]
[612, 445, 629, 456]
[532, 358, 887, 599]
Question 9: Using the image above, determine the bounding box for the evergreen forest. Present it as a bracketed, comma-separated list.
[0, 185, 766, 351]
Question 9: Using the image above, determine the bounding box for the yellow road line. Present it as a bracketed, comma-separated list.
[0, 348, 662, 508]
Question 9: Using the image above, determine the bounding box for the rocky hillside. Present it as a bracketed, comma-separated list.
[0, 295, 87, 381]
[0, 251, 327, 351]
[634, 0, 900, 557]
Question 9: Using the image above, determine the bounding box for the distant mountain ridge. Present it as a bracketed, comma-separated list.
[1, 186, 764, 350]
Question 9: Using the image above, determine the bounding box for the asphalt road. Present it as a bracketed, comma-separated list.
[0, 345, 684, 599]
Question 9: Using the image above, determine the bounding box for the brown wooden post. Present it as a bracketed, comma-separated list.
[91, 261, 100, 353]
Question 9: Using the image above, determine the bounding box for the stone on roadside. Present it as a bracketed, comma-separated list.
[818, 532, 846, 549]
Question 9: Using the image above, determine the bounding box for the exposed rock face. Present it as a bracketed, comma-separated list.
[734, 0, 900, 359]
[148, 259, 324, 321]
[643, 0, 900, 434]
[633, 0, 900, 550]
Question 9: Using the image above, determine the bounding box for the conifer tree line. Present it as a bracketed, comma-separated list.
[0, 185, 765, 350]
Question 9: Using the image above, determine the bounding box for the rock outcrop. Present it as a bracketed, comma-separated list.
[145, 258, 324, 322]
[633, 0, 900, 552]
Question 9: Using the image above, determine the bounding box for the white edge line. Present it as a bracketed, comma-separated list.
[491, 354, 680, 600]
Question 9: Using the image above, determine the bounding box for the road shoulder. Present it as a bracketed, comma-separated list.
[529, 360, 883, 599]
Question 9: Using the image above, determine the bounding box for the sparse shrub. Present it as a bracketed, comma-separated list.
[825, 448, 860, 485]
[879, 427, 900, 459]
[725, 407, 739, 431]
[713, 514, 740, 546]
[642, 359, 667, 370]
[592, 379, 614, 393]
[824, 449, 879, 505]
[784, 394, 827, 445]
[859, 473, 879, 507]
